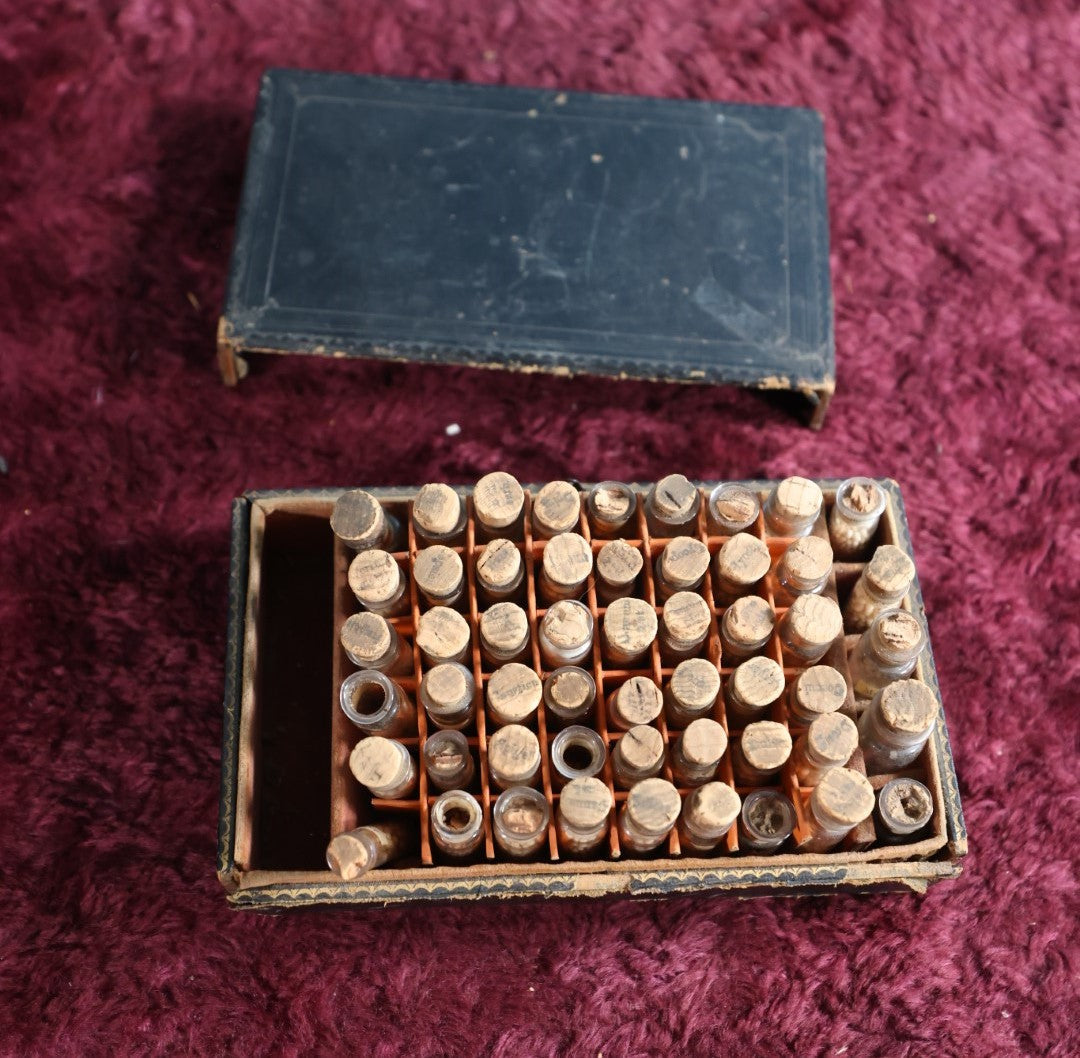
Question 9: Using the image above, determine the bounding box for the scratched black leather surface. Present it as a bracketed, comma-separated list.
[224, 69, 834, 389]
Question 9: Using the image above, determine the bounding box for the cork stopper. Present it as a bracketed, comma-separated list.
[739, 721, 793, 772]
[780, 536, 833, 581]
[340, 612, 393, 666]
[421, 663, 471, 712]
[532, 480, 581, 536]
[873, 610, 924, 656]
[610, 677, 663, 727]
[349, 736, 410, 791]
[487, 724, 541, 784]
[877, 680, 937, 735]
[679, 718, 728, 767]
[416, 606, 471, 663]
[730, 656, 786, 709]
[839, 478, 883, 515]
[659, 537, 711, 589]
[684, 782, 741, 833]
[542, 533, 594, 588]
[486, 663, 542, 724]
[326, 831, 374, 880]
[715, 533, 771, 587]
[650, 474, 699, 521]
[596, 539, 644, 588]
[479, 603, 529, 656]
[546, 667, 595, 715]
[541, 600, 593, 650]
[473, 472, 525, 530]
[773, 477, 823, 523]
[668, 658, 721, 711]
[865, 545, 916, 595]
[811, 768, 875, 828]
[709, 484, 760, 531]
[617, 724, 665, 770]
[412, 483, 464, 538]
[661, 591, 711, 647]
[413, 545, 464, 601]
[348, 550, 402, 607]
[722, 595, 775, 648]
[603, 597, 658, 658]
[625, 778, 682, 833]
[331, 489, 389, 549]
[806, 712, 859, 766]
[791, 666, 848, 717]
[559, 777, 613, 830]
[785, 594, 843, 649]
[476, 538, 522, 592]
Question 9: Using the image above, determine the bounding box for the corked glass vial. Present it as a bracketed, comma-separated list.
[778, 594, 844, 666]
[473, 472, 525, 540]
[415, 606, 472, 667]
[732, 721, 793, 785]
[331, 489, 402, 552]
[595, 540, 644, 604]
[348, 550, 410, 618]
[413, 545, 465, 610]
[829, 477, 887, 560]
[412, 482, 467, 547]
[858, 679, 937, 773]
[430, 789, 485, 859]
[844, 544, 916, 633]
[419, 662, 476, 731]
[550, 725, 607, 788]
[847, 609, 926, 699]
[538, 532, 594, 603]
[664, 658, 721, 727]
[738, 789, 797, 854]
[720, 595, 775, 664]
[542, 667, 596, 727]
[792, 712, 859, 785]
[422, 729, 476, 792]
[607, 676, 663, 732]
[617, 777, 682, 853]
[486, 723, 542, 790]
[670, 718, 728, 787]
[485, 663, 543, 728]
[348, 736, 417, 798]
[326, 821, 415, 880]
[475, 538, 524, 604]
[557, 776, 614, 855]
[340, 612, 414, 675]
[876, 777, 934, 842]
[586, 481, 638, 538]
[713, 533, 772, 605]
[800, 767, 875, 853]
[531, 480, 582, 539]
[340, 671, 417, 737]
[654, 537, 711, 602]
[601, 597, 658, 667]
[644, 475, 701, 538]
[611, 725, 666, 788]
[659, 591, 711, 663]
[706, 483, 761, 537]
[787, 665, 848, 730]
[724, 656, 786, 728]
[679, 782, 741, 853]
[479, 602, 530, 666]
[763, 476, 823, 538]
[539, 600, 595, 668]
[774, 536, 834, 605]
[492, 786, 551, 858]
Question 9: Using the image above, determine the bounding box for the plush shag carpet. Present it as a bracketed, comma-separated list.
[2, 1, 1078, 1055]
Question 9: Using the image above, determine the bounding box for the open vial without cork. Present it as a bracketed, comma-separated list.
[550, 725, 607, 787]
[876, 777, 934, 842]
[829, 477, 886, 559]
[340, 670, 417, 738]
[430, 790, 485, 859]
[738, 789, 797, 854]
[422, 729, 476, 792]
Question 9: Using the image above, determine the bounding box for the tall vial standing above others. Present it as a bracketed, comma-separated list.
[778, 594, 843, 665]
[773, 536, 833, 606]
[644, 474, 701, 538]
[844, 545, 916, 632]
[829, 477, 887, 559]
[763, 477, 823, 538]
[332, 488, 402, 552]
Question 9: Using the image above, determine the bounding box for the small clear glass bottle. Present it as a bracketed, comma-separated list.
[664, 658, 721, 727]
[724, 656, 786, 728]
[654, 537, 711, 602]
[487, 723, 542, 790]
[778, 594, 843, 666]
[586, 481, 638, 538]
[617, 777, 682, 853]
[738, 789, 797, 854]
[492, 786, 551, 858]
[847, 610, 926, 700]
[413, 545, 465, 610]
[430, 789, 485, 859]
[658, 591, 711, 664]
[419, 662, 476, 731]
[791, 712, 859, 785]
[422, 729, 476, 792]
[876, 777, 934, 843]
[731, 721, 792, 785]
[706, 483, 761, 536]
[415, 606, 472, 667]
[763, 476, 823, 538]
[538, 532, 593, 603]
[340, 612, 413, 675]
[679, 782, 741, 853]
[607, 676, 663, 732]
[774, 536, 834, 606]
[326, 821, 415, 880]
[799, 768, 875, 853]
[412, 482, 467, 547]
[348, 736, 418, 798]
[550, 725, 607, 788]
[644, 475, 701, 538]
[858, 679, 937, 773]
[331, 489, 402, 552]
[557, 777, 613, 855]
[611, 725, 666, 789]
[538, 600, 595, 668]
[720, 595, 775, 664]
[542, 666, 596, 727]
[601, 597, 658, 667]
[479, 602, 531, 666]
[829, 477, 887, 560]
[712, 533, 772, 605]
[485, 663, 543, 728]
[595, 539, 644, 604]
[348, 550, 410, 618]
[340, 670, 417, 737]
[531, 480, 582, 539]
[844, 544, 916, 633]
[475, 538, 524, 605]
[473, 472, 525, 540]
[670, 718, 728, 787]
[787, 665, 848, 730]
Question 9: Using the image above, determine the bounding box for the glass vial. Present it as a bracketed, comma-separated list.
[679, 782, 741, 853]
[331, 489, 401, 552]
[543, 667, 596, 727]
[430, 789, 485, 859]
[712, 533, 771, 605]
[538, 600, 595, 668]
[595, 540, 644, 604]
[876, 777, 934, 842]
[479, 602, 531, 666]
[774, 536, 834, 606]
[413, 545, 465, 609]
[617, 777, 682, 853]
[487, 723, 542, 790]
[531, 480, 581, 539]
[848, 610, 926, 699]
[844, 544, 916, 633]
[586, 481, 638, 538]
[412, 482, 467, 547]
[706, 483, 760, 536]
[763, 476, 823, 538]
[659, 591, 711, 664]
[557, 777, 613, 855]
[492, 786, 551, 858]
[539, 532, 594, 603]
[415, 606, 472, 667]
[664, 658, 722, 727]
[340, 612, 413, 676]
[787, 665, 848, 729]
[422, 729, 476, 792]
[485, 663, 543, 728]
[670, 718, 728, 786]
[800, 768, 875, 853]
[326, 821, 415, 880]
[340, 671, 417, 737]
[550, 725, 608, 788]
[611, 725, 666, 789]
[720, 595, 775, 664]
[724, 656, 786, 728]
[778, 594, 843, 666]
[732, 721, 792, 785]
[348, 736, 417, 798]
[738, 789, 797, 854]
[654, 537, 711, 602]
[475, 538, 524, 604]
[792, 712, 859, 785]
[644, 475, 701, 538]
[607, 676, 663, 731]
[348, 550, 410, 618]
[601, 597, 658, 667]
[829, 477, 887, 560]
[858, 679, 937, 774]
[419, 662, 476, 731]
[473, 472, 525, 540]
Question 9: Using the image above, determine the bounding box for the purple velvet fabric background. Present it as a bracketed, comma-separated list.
[2, 1, 1078, 1055]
